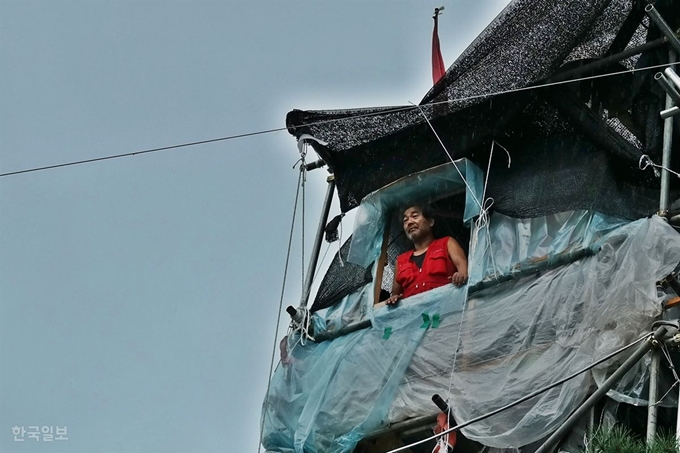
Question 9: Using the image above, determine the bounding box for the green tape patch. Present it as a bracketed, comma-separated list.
[432, 313, 441, 329]
[420, 313, 431, 329]
[383, 327, 393, 340]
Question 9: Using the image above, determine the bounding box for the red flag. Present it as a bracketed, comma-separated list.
[432, 8, 446, 85]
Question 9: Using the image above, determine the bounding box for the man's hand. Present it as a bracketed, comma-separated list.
[450, 271, 468, 286]
[386, 294, 402, 306]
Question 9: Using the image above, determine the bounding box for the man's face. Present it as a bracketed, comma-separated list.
[402, 206, 433, 242]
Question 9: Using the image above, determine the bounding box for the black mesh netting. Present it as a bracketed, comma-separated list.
[310, 235, 373, 313]
[297, 0, 680, 312]
[287, 0, 680, 216]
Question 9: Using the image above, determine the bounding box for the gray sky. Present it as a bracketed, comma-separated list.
[0, 1, 510, 452]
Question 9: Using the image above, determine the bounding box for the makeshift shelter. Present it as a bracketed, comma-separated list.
[262, 1, 680, 452]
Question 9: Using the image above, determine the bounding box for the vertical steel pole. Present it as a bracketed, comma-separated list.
[535, 326, 667, 453]
[647, 350, 661, 445]
[650, 48, 675, 446]
[299, 174, 336, 309]
[677, 363, 680, 447]
[660, 49, 676, 216]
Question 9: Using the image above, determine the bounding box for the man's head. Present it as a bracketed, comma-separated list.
[402, 204, 435, 242]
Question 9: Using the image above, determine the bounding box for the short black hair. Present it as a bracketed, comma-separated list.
[401, 203, 434, 220]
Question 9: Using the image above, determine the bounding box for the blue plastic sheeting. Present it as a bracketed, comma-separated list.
[262, 285, 466, 453]
[262, 216, 680, 452]
[468, 210, 627, 285]
[347, 160, 483, 267]
[311, 285, 370, 335]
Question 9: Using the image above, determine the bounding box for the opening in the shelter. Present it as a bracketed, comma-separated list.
[374, 191, 471, 306]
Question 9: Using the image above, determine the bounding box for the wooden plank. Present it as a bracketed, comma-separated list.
[374, 221, 392, 305]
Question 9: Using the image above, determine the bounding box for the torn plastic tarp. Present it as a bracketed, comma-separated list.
[347, 160, 483, 267]
[262, 215, 680, 452]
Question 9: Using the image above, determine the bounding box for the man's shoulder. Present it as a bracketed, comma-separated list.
[433, 236, 452, 248]
[396, 249, 413, 263]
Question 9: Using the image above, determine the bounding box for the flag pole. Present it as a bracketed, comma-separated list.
[432, 7, 446, 85]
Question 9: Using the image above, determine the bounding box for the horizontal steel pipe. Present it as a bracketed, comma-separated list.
[661, 106, 680, 119]
[467, 246, 598, 294]
[312, 319, 371, 342]
[362, 414, 438, 441]
[547, 37, 667, 83]
[313, 246, 598, 343]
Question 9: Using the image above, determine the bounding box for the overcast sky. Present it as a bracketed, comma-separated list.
[0, 1, 510, 452]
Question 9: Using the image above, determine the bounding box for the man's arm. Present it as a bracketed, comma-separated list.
[386, 261, 403, 305]
[447, 237, 468, 286]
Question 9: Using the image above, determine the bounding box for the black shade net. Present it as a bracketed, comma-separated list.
[298, 0, 680, 312]
[286, 0, 680, 218]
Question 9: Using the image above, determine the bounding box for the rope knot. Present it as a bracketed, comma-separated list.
[639, 154, 663, 178]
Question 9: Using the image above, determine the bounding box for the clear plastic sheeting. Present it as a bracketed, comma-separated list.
[469, 210, 627, 285]
[262, 216, 680, 452]
[311, 285, 370, 334]
[592, 296, 680, 408]
[262, 285, 465, 453]
[348, 160, 483, 267]
[594, 349, 679, 409]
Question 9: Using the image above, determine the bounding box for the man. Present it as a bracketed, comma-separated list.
[386, 204, 468, 305]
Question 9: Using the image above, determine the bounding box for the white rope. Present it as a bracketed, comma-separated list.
[312, 242, 332, 282]
[385, 333, 652, 453]
[301, 144, 307, 293]
[651, 342, 680, 407]
[415, 102, 513, 408]
[338, 214, 345, 267]
[258, 169, 303, 453]
[8, 63, 679, 180]
[288, 63, 679, 139]
[413, 103, 481, 411]
[414, 103, 483, 413]
[290, 307, 314, 347]
[412, 103, 483, 210]
[639, 154, 680, 179]
[426, 62, 678, 110]
[474, 141, 511, 281]
[434, 435, 448, 453]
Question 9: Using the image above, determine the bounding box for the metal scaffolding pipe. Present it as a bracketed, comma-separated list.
[665, 67, 680, 92]
[299, 175, 336, 309]
[646, 5, 680, 56]
[312, 319, 371, 342]
[660, 50, 676, 217]
[647, 350, 661, 445]
[312, 246, 599, 342]
[362, 414, 438, 441]
[655, 72, 680, 106]
[547, 37, 667, 83]
[534, 326, 668, 453]
[661, 106, 680, 120]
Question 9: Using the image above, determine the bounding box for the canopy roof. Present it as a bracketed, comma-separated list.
[286, 0, 680, 218]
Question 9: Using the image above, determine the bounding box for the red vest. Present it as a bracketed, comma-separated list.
[396, 237, 456, 299]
